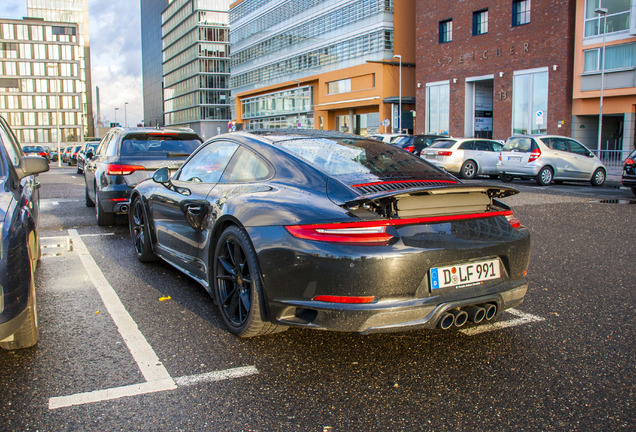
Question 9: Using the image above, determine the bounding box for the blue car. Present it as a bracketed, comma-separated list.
[0, 116, 49, 350]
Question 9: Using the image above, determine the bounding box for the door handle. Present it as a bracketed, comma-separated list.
[186, 205, 202, 215]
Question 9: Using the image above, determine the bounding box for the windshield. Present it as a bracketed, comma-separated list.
[277, 137, 443, 177]
[120, 134, 201, 157]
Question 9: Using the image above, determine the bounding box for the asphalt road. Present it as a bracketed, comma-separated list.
[1, 166, 634, 431]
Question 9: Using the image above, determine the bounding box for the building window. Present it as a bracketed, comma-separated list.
[327, 78, 351, 95]
[473, 9, 488, 36]
[584, 0, 632, 37]
[426, 81, 449, 135]
[583, 42, 636, 72]
[512, 68, 548, 135]
[512, 0, 531, 26]
[439, 19, 452, 43]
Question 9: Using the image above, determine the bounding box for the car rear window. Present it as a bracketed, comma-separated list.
[392, 136, 413, 146]
[276, 137, 442, 177]
[120, 134, 201, 157]
[23, 146, 42, 152]
[503, 137, 536, 153]
[429, 140, 456, 149]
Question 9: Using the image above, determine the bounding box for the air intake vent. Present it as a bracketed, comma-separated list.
[352, 180, 458, 195]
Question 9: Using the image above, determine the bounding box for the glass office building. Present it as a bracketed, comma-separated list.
[141, 0, 170, 127]
[162, 0, 231, 139]
[229, 0, 416, 134]
[26, 0, 94, 137]
[0, 17, 83, 147]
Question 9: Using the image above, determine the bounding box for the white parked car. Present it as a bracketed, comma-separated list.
[497, 135, 606, 186]
[420, 138, 503, 179]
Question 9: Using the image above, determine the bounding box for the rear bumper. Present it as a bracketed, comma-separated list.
[622, 173, 636, 187]
[272, 281, 528, 334]
[497, 162, 540, 177]
[97, 186, 133, 213]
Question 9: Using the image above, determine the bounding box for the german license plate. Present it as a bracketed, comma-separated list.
[508, 156, 522, 162]
[430, 258, 501, 290]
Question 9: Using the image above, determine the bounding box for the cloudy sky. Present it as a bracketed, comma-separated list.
[4, 0, 144, 127]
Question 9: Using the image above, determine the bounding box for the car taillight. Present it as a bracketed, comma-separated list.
[624, 158, 635, 166]
[285, 223, 393, 245]
[528, 148, 541, 162]
[503, 210, 521, 228]
[404, 145, 415, 153]
[286, 211, 519, 244]
[438, 151, 452, 156]
[38, 152, 46, 157]
[106, 164, 145, 175]
[313, 295, 376, 304]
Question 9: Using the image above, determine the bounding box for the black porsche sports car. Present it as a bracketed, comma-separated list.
[129, 130, 531, 337]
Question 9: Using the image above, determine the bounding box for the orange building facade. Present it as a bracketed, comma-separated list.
[229, 0, 415, 135]
[571, 0, 636, 153]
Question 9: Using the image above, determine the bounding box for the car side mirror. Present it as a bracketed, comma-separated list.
[152, 167, 171, 184]
[588, 152, 595, 158]
[86, 150, 94, 160]
[16, 155, 50, 180]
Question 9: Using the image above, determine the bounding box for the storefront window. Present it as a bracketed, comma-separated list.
[426, 81, 449, 135]
[512, 69, 548, 135]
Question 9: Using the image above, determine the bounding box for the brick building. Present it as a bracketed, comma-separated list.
[415, 0, 576, 140]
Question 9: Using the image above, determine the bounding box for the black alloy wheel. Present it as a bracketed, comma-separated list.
[95, 189, 114, 226]
[130, 197, 156, 262]
[213, 226, 285, 337]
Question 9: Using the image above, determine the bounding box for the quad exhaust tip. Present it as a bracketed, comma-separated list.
[437, 303, 497, 330]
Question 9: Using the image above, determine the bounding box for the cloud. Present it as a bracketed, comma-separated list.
[88, 0, 143, 127]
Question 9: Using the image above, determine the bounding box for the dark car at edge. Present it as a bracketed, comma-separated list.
[0, 116, 49, 350]
[129, 130, 531, 338]
[622, 149, 636, 196]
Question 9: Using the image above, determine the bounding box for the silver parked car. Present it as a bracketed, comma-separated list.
[497, 135, 606, 186]
[420, 138, 503, 179]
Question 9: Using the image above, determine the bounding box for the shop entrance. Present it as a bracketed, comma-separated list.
[465, 77, 494, 139]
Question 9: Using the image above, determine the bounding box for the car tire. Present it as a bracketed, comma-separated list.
[590, 168, 606, 187]
[95, 190, 115, 226]
[536, 166, 553, 186]
[0, 262, 38, 350]
[77, 164, 83, 174]
[85, 184, 95, 207]
[631, 187, 636, 197]
[460, 160, 477, 179]
[499, 174, 513, 182]
[213, 225, 286, 337]
[130, 197, 157, 262]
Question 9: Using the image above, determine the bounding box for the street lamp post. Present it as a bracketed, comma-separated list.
[114, 107, 120, 125]
[394, 54, 402, 133]
[595, 7, 608, 153]
[124, 102, 128, 128]
[46, 64, 61, 167]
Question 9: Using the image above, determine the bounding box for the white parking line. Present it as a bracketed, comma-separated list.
[174, 366, 259, 387]
[48, 230, 259, 410]
[459, 308, 545, 336]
